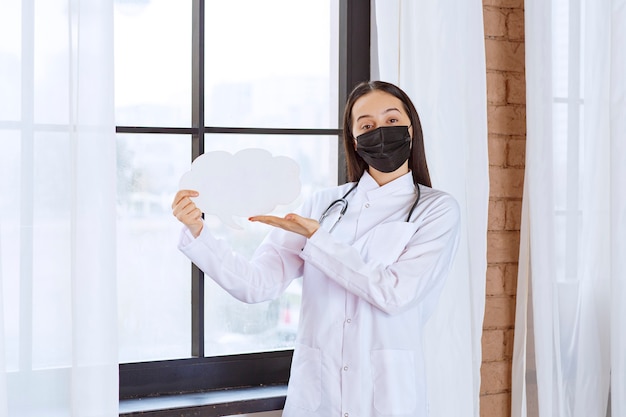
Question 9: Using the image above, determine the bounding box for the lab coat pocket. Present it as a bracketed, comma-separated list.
[286, 343, 322, 411]
[371, 349, 417, 415]
[360, 222, 418, 266]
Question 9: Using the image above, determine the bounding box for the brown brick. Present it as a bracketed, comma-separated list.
[482, 329, 507, 361]
[483, 295, 516, 328]
[505, 199, 523, 230]
[486, 264, 506, 296]
[507, 8, 525, 41]
[481, 360, 512, 394]
[488, 199, 506, 230]
[503, 328, 515, 360]
[487, 71, 507, 104]
[484, 7, 507, 38]
[488, 104, 526, 136]
[480, 392, 511, 417]
[506, 72, 526, 105]
[485, 39, 525, 72]
[483, 0, 524, 8]
[482, 327, 515, 362]
[503, 264, 519, 295]
[507, 138, 526, 167]
[488, 135, 508, 166]
[487, 230, 521, 263]
[489, 166, 525, 198]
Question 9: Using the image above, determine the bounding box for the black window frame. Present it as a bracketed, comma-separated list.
[118, 1, 370, 414]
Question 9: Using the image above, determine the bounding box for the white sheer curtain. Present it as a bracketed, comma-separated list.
[512, 0, 626, 416]
[0, 0, 118, 416]
[372, 1, 488, 416]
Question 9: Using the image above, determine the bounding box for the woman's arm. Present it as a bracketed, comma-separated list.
[173, 190, 310, 303]
[179, 224, 306, 303]
[299, 193, 461, 315]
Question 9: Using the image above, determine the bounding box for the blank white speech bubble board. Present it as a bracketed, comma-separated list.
[179, 148, 301, 229]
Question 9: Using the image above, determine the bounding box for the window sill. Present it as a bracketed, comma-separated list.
[119, 385, 287, 417]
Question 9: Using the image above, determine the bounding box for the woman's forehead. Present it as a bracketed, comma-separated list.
[352, 91, 406, 118]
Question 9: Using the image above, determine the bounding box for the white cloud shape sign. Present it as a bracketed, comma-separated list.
[179, 148, 301, 229]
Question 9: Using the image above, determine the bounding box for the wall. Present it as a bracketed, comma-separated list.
[481, 0, 526, 416]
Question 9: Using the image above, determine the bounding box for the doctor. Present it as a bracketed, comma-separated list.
[172, 80, 460, 417]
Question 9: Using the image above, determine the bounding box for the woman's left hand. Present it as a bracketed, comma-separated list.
[249, 213, 320, 238]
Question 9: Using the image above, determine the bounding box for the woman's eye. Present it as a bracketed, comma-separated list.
[361, 124, 373, 130]
[389, 118, 399, 124]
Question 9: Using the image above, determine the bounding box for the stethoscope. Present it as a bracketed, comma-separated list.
[318, 181, 421, 233]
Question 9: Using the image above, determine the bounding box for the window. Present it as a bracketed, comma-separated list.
[117, 0, 370, 412]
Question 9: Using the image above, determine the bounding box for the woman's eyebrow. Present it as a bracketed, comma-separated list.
[355, 114, 372, 122]
[383, 107, 402, 114]
[355, 107, 402, 122]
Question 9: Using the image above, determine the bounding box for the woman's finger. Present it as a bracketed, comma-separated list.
[176, 202, 197, 220]
[249, 214, 319, 237]
[171, 189, 199, 209]
[172, 198, 191, 217]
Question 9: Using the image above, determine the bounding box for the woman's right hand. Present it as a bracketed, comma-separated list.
[172, 190, 203, 238]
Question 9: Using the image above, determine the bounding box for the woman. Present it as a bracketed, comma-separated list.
[172, 81, 460, 417]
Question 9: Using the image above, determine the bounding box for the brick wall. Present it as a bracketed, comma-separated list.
[481, 0, 526, 416]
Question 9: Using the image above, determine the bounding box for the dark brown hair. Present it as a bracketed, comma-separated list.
[342, 81, 432, 187]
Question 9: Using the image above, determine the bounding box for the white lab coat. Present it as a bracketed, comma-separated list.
[178, 170, 460, 417]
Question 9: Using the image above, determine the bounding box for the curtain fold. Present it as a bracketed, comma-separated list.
[372, 1, 489, 416]
[609, 1, 626, 415]
[0, 0, 118, 416]
[513, 0, 626, 416]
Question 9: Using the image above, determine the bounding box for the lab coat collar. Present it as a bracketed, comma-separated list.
[358, 170, 415, 200]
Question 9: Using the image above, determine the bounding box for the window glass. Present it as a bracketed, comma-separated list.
[0, 2, 21, 121]
[204, 0, 339, 129]
[27, 1, 71, 125]
[30, 132, 73, 368]
[117, 134, 192, 363]
[114, 1, 340, 362]
[200, 134, 338, 356]
[3, 132, 76, 369]
[114, 0, 192, 127]
[552, 0, 570, 99]
[0, 131, 20, 371]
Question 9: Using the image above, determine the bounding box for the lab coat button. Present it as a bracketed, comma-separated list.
[365, 202, 370, 208]
[343, 366, 349, 371]
[346, 318, 352, 323]
[344, 413, 349, 417]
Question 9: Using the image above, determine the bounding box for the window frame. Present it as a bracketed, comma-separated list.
[118, 0, 370, 413]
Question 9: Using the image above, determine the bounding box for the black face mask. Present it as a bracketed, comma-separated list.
[355, 125, 412, 173]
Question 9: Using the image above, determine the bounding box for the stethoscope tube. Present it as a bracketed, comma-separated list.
[317, 182, 358, 233]
[406, 183, 421, 222]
